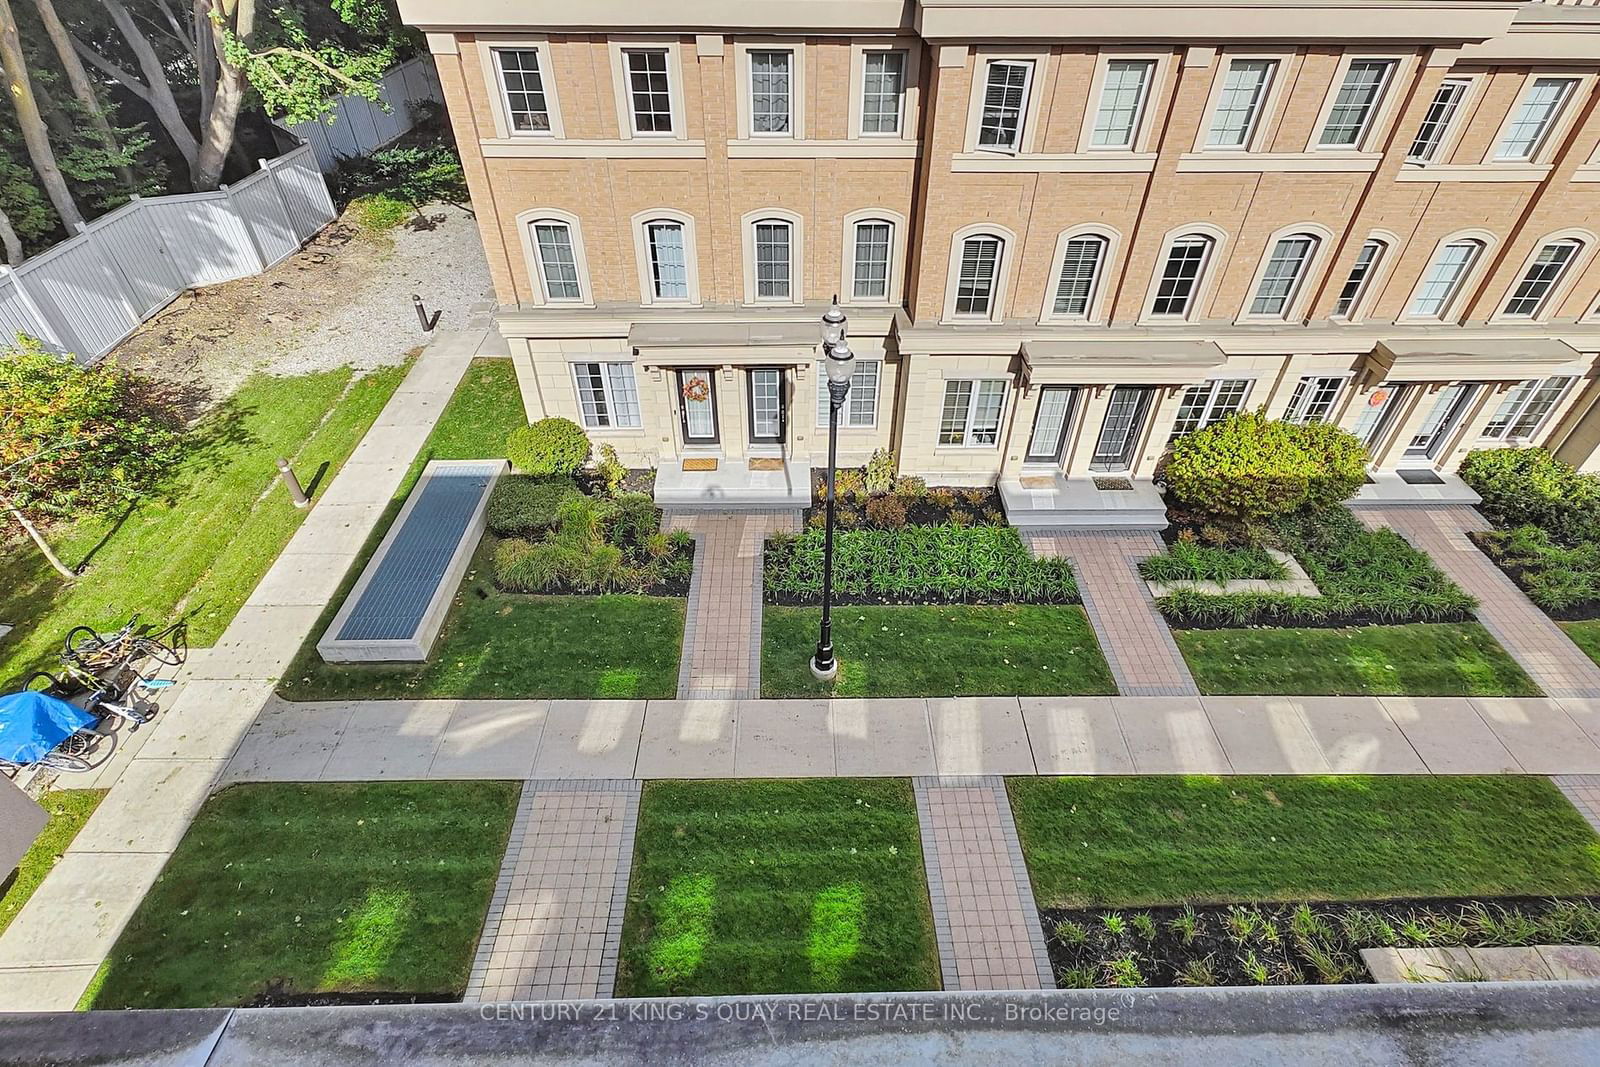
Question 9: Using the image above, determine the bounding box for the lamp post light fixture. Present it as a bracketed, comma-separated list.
[810, 298, 854, 682]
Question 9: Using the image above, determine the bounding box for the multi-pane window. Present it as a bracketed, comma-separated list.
[939, 380, 1007, 446]
[495, 50, 551, 133]
[1481, 376, 1575, 440]
[1351, 383, 1405, 447]
[1250, 235, 1317, 317]
[861, 51, 906, 134]
[1150, 235, 1212, 317]
[816, 359, 881, 428]
[753, 220, 792, 299]
[645, 221, 689, 300]
[1409, 240, 1482, 318]
[1092, 59, 1156, 148]
[1283, 375, 1345, 424]
[978, 60, 1033, 150]
[1408, 78, 1470, 162]
[573, 362, 641, 429]
[531, 221, 581, 302]
[1333, 239, 1385, 318]
[750, 50, 793, 134]
[1052, 236, 1107, 318]
[1318, 59, 1393, 147]
[954, 235, 1003, 317]
[625, 49, 673, 133]
[1207, 59, 1275, 148]
[1502, 240, 1580, 318]
[1497, 77, 1577, 160]
[852, 221, 893, 300]
[1170, 378, 1251, 440]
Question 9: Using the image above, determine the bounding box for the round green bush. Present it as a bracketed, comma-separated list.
[1288, 419, 1368, 511]
[1460, 447, 1600, 546]
[507, 417, 591, 477]
[1164, 411, 1313, 523]
[485, 475, 579, 537]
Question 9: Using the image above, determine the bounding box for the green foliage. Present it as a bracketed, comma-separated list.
[892, 475, 926, 498]
[864, 448, 896, 495]
[1480, 524, 1600, 614]
[1138, 541, 1288, 584]
[596, 444, 628, 495]
[0, 340, 184, 519]
[506, 417, 590, 477]
[763, 524, 1079, 604]
[341, 143, 468, 210]
[492, 489, 687, 595]
[484, 475, 579, 537]
[1164, 411, 1366, 524]
[231, 1, 404, 126]
[863, 495, 908, 529]
[350, 192, 411, 232]
[1459, 447, 1600, 547]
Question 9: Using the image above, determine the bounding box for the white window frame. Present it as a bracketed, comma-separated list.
[849, 40, 921, 141]
[1169, 377, 1255, 441]
[1282, 374, 1350, 425]
[1401, 230, 1495, 323]
[571, 361, 643, 430]
[609, 39, 687, 140]
[1140, 224, 1227, 324]
[1329, 234, 1395, 323]
[815, 358, 882, 429]
[1492, 75, 1581, 163]
[740, 208, 804, 306]
[974, 58, 1035, 153]
[1492, 230, 1594, 323]
[942, 225, 1015, 324]
[735, 40, 805, 140]
[1240, 224, 1331, 323]
[1406, 76, 1474, 164]
[937, 378, 1009, 449]
[1039, 225, 1119, 325]
[964, 49, 1049, 154]
[631, 208, 702, 307]
[477, 38, 565, 140]
[515, 208, 593, 308]
[1200, 54, 1285, 152]
[1309, 54, 1405, 152]
[841, 210, 905, 307]
[1078, 50, 1169, 153]
[1480, 376, 1577, 443]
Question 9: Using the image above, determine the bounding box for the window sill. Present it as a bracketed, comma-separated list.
[952, 151, 1157, 173]
[729, 139, 918, 158]
[481, 138, 707, 159]
[1395, 162, 1552, 183]
[1177, 151, 1381, 174]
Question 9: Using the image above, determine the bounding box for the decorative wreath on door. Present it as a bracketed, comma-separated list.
[681, 378, 710, 403]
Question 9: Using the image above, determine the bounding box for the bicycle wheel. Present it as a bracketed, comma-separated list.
[39, 750, 92, 773]
[63, 626, 104, 659]
[23, 671, 63, 693]
[138, 627, 187, 667]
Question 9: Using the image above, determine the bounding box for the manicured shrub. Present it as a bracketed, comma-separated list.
[596, 443, 628, 495]
[485, 475, 579, 537]
[1459, 447, 1600, 547]
[831, 468, 868, 502]
[864, 448, 897, 495]
[506, 417, 591, 477]
[1293, 420, 1369, 511]
[763, 524, 1079, 605]
[893, 475, 927, 498]
[1164, 411, 1364, 524]
[864, 495, 909, 529]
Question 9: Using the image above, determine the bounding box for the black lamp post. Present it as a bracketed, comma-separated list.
[811, 299, 854, 682]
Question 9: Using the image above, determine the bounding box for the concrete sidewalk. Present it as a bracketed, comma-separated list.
[218, 692, 1600, 783]
[0, 320, 495, 1012]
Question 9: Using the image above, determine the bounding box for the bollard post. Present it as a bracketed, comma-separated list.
[413, 294, 442, 332]
[276, 459, 310, 508]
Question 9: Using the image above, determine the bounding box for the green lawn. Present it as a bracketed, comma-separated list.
[0, 365, 407, 688]
[1007, 775, 1600, 909]
[617, 779, 940, 997]
[1172, 622, 1540, 696]
[84, 782, 518, 1009]
[0, 790, 103, 937]
[761, 603, 1117, 697]
[1561, 620, 1600, 668]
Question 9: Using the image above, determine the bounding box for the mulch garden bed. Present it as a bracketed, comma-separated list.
[244, 986, 458, 1008]
[1469, 531, 1600, 622]
[804, 473, 1004, 530]
[1039, 896, 1600, 989]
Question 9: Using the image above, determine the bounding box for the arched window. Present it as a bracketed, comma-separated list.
[644, 219, 690, 300]
[1051, 235, 1108, 318]
[1502, 238, 1583, 319]
[954, 234, 1005, 317]
[1333, 238, 1387, 319]
[529, 219, 582, 303]
[1249, 233, 1319, 318]
[850, 219, 895, 301]
[1151, 234, 1215, 318]
[1409, 239, 1484, 319]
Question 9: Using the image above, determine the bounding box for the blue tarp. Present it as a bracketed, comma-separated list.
[0, 691, 97, 764]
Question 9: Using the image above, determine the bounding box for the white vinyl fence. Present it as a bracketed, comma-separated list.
[0, 145, 336, 365]
[277, 56, 443, 174]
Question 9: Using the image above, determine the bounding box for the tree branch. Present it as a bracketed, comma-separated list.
[71, 36, 153, 102]
[250, 46, 378, 96]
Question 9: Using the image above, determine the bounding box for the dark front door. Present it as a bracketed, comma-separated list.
[1090, 386, 1155, 472]
[1025, 386, 1077, 464]
[677, 368, 719, 445]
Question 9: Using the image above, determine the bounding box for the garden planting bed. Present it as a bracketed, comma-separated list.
[804, 467, 1005, 531]
[1039, 897, 1600, 989]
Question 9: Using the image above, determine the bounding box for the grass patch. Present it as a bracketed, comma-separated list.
[761, 603, 1116, 697]
[1562, 620, 1600, 668]
[617, 779, 939, 997]
[1008, 775, 1600, 909]
[86, 782, 518, 1009]
[0, 365, 407, 688]
[280, 540, 683, 699]
[1173, 622, 1539, 696]
[0, 790, 103, 937]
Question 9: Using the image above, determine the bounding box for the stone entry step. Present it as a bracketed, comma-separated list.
[1000, 474, 1167, 530]
[654, 458, 810, 509]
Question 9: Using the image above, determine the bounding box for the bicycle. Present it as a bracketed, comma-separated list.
[63, 616, 187, 670]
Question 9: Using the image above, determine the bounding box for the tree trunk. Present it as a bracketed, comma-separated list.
[3, 498, 76, 580]
[31, 0, 134, 189]
[192, 0, 253, 191]
[0, 0, 83, 229]
[89, 0, 199, 174]
[0, 203, 22, 264]
[33, 75, 76, 148]
[192, 0, 213, 123]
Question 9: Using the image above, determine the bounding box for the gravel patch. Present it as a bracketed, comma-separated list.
[109, 203, 491, 407]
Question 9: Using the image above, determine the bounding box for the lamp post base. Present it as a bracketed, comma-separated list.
[809, 654, 838, 682]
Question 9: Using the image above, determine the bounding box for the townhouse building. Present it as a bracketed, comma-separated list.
[398, 0, 1600, 525]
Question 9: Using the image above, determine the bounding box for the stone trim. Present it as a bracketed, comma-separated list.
[1144, 548, 1321, 597]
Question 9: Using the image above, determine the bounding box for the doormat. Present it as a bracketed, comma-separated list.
[682, 458, 719, 472]
[1019, 476, 1056, 489]
[1398, 468, 1445, 485]
[749, 458, 785, 472]
[1093, 477, 1134, 491]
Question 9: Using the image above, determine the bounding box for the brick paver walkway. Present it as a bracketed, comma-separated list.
[1028, 530, 1199, 696]
[1554, 775, 1600, 834]
[913, 776, 1054, 991]
[1359, 506, 1600, 700]
[465, 779, 640, 1002]
[665, 510, 801, 699]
